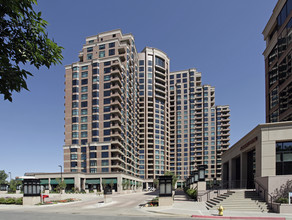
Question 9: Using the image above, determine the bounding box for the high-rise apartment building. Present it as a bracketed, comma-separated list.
[63, 29, 230, 185]
[263, 0, 292, 122]
[169, 69, 230, 185]
[64, 30, 140, 177]
[137, 48, 170, 180]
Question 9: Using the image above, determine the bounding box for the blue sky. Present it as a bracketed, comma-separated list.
[0, 0, 276, 178]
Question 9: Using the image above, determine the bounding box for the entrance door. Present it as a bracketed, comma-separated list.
[247, 150, 255, 189]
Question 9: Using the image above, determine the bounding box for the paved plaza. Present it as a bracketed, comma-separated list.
[0, 190, 292, 220]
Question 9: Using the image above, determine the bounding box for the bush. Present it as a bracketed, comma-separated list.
[5, 198, 15, 204]
[185, 188, 197, 200]
[15, 198, 23, 205]
[276, 197, 288, 204]
[0, 198, 5, 204]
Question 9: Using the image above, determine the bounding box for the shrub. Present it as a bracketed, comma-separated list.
[0, 198, 5, 204]
[5, 198, 15, 204]
[15, 198, 23, 205]
[185, 188, 197, 200]
[276, 197, 288, 204]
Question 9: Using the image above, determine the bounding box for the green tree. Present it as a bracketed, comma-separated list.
[8, 179, 22, 193]
[56, 178, 66, 192]
[0, 0, 63, 101]
[165, 171, 178, 188]
[0, 170, 8, 184]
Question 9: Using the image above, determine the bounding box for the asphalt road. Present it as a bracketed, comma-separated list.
[0, 191, 193, 219]
[0, 211, 191, 220]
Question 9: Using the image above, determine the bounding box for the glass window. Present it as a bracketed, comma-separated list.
[87, 53, 92, 60]
[109, 49, 115, 56]
[99, 51, 105, 58]
[81, 86, 88, 92]
[99, 44, 105, 50]
[109, 42, 115, 48]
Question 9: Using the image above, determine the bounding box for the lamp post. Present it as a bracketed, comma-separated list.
[58, 165, 62, 182]
[8, 172, 11, 182]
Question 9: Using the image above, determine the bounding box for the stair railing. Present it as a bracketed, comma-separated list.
[254, 179, 273, 210]
[197, 182, 230, 202]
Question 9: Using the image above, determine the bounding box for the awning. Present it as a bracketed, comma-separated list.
[102, 178, 117, 184]
[64, 178, 74, 184]
[50, 179, 58, 185]
[40, 179, 49, 185]
[86, 179, 100, 184]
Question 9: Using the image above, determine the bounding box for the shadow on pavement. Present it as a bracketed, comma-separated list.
[144, 190, 159, 196]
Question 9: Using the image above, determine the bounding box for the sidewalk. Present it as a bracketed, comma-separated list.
[141, 190, 292, 220]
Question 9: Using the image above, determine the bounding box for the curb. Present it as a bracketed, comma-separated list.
[191, 215, 286, 220]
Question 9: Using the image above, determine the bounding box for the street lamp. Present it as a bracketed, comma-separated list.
[8, 172, 11, 182]
[58, 165, 62, 182]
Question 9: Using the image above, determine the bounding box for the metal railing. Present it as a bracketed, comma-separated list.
[254, 179, 273, 210]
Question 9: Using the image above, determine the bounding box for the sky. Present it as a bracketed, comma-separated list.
[0, 0, 277, 179]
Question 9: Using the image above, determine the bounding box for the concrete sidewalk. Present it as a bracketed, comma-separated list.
[141, 190, 292, 220]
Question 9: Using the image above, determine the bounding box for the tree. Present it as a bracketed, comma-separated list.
[0, 170, 8, 184]
[165, 171, 178, 188]
[0, 0, 63, 101]
[273, 179, 292, 203]
[8, 179, 22, 193]
[56, 178, 66, 192]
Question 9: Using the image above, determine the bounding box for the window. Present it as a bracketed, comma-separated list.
[81, 86, 88, 92]
[71, 162, 77, 167]
[276, 141, 292, 175]
[72, 87, 79, 93]
[155, 56, 165, 68]
[92, 130, 99, 136]
[81, 131, 87, 137]
[72, 94, 78, 100]
[104, 121, 110, 128]
[81, 94, 88, 100]
[72, 117, 78, 123]
[104, 83, 111, 89]
[102, 152, 109, 158]
[81, 71, 88, 78]
[104, 67, 111, 73]
[102, 145, 109, 150]
[104, 61, 111, 66]
[90, 160, 97, 166]
[102, 168, 109, 172]
[81, 116, 88, 123]
[99, 51, 105, 58]
[109, 42, 115, 48]
[72, 132, 78, 138]
[72, 124, 78, 130]
[104, 129, 110, 135]
[99, 44, 105, 50]
[92, 91, 99, 97]
[72, 109, 78, 115]
[72, 79, 79, 85]
[87, 53, 92, 60]
[104, 114, 110, 120]
[87, 47, 93, 52]
[71, 154, 77, 160]
[81, 124, 88, 130]
[90, 152, 97, 158]
[104, 75, 111, 81]
[81, 79, 88, 85]
[109, 49, 115, 56]
[104, 90, 111, 96]
[102, 160, 109, 166]
[81, 101, 87, 107]
[81, 109, 88, 115]
[81, 66, 88, 70]
[72, 72, 78, 78]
